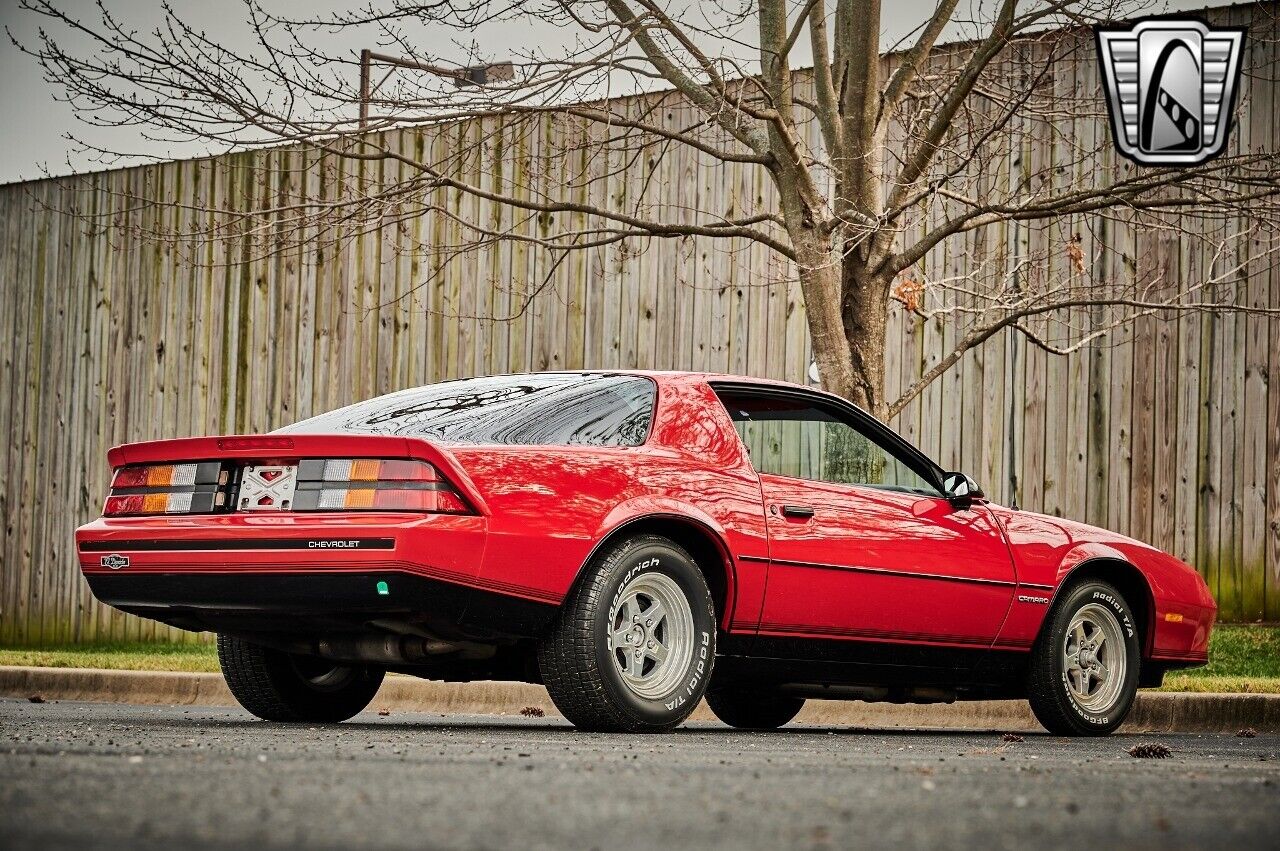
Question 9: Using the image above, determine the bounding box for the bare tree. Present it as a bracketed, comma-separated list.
[12, 0, 1280, 418]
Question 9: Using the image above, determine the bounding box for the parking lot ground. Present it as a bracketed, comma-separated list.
[2, 698, 1277, 850]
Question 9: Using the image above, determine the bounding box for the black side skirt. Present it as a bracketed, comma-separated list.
[717, 634, 1030, 695]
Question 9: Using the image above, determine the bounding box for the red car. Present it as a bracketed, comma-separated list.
[77, 371, 1214, 735]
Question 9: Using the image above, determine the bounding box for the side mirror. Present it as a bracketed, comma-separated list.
[942, 472, 985, 507]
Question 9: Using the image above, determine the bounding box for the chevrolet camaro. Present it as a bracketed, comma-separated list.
[76, 371, 1215, 734]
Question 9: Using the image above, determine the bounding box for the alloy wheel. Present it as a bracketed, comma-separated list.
[607, 572, 695, 700]
[1062, 602, 1127, 713]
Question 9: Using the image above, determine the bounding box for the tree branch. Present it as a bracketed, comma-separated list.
[883, 0, 1020, 220]
[807, 0, 844, 161]
[604, 0, 770, 154]
[888, 157, 1280, 273]
[877, 0, 961, 126]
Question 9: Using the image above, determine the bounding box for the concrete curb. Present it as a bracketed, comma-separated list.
[2, 665, 1275, 733]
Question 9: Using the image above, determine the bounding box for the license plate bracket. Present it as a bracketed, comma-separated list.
[237, 464, 299, 511]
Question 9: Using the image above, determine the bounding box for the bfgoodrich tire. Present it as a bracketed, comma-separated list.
[217, 634, 384, 723]
[1026, 580, 1141, 736]
[706, 687, 805, 730]
[537, 534, 716, 732]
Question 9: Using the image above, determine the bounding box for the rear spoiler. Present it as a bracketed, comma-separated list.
[105, 434, 490, 516]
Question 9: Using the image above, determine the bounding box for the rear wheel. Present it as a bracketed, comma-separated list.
[1026, 580, 1140, 736]
[706, 687, 805, 730]
[217, 634, 384, 723]
[538, 534, 716, 732]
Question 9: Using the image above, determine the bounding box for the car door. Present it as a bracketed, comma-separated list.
[717, 388, 1016, 655]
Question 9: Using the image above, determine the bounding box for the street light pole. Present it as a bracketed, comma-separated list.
[359, 48, 372, 130]
[357, 50, 514, 129]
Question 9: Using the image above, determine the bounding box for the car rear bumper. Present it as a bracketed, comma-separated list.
[84, 570, 557, 640]
[75, 513, 557, 640]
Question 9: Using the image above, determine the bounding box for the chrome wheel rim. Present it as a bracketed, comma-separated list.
[1063, 603, 1126, 712]
[607, 572, 694, 700]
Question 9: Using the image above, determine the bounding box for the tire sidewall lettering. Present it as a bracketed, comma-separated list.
[665, 631, 711, 711]
[1088, 590, 1135, 638]
[609, 557, 662, 617]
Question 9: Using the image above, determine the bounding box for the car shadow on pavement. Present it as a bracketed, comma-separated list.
[175, 715, 1062, 738]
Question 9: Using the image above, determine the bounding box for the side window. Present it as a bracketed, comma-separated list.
[718, 393, 940, 496]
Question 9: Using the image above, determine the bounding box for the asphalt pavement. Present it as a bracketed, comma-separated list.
[2, 698, 1277, 850]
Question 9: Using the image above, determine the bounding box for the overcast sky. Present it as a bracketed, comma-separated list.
[0, 0, 1226, 185]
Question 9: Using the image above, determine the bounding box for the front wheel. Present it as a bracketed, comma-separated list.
[217, 634, 384, 723]
[1026, 580, 1141, 736]
[537, 534, 716, 732]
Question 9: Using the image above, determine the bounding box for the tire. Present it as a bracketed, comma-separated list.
[1026, 580, 1141, 736]
[217, 634, 384, 723]
[538, 534, 716, 732]
[706, 687, 805, 730]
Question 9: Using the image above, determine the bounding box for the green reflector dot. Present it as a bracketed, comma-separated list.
[376, 580, 390, 596]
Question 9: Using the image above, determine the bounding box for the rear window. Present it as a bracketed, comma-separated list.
[279, 373, 656, 447]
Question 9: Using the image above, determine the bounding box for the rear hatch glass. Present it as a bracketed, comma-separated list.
[279, 373, 655, 447]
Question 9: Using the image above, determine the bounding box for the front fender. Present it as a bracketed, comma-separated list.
[991, 509, 1147, 651]
[1054, 542, 1133, 582]
[990, 507, 1213, 663]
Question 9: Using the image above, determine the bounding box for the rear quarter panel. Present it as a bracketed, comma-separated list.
[450, 379, 770, 630]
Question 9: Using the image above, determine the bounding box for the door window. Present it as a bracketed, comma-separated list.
[719, 394, 941, 497]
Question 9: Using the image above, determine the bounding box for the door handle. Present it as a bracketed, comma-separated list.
[780, 504, 815, 519]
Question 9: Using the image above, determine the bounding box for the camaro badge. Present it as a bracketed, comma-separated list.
[100, 554, 130, 570]
[1095, 19, 1245, 165]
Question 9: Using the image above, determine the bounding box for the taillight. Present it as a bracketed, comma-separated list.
[293, 458, 471, 514]
[101, 457, 470, 517]
[104, 462, 226, 516]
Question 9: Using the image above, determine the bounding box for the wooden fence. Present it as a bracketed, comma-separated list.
[1, 3, 1277, 644]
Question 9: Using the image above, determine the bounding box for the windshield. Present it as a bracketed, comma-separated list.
[279, 373, 656, 447]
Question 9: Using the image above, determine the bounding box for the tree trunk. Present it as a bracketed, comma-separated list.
[840, 260, 892, 420]
[792, 234, 857, 403]
[790, 229, 892, 421]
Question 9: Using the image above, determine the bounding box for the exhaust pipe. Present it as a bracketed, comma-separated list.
[316, 635, 495, 665]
